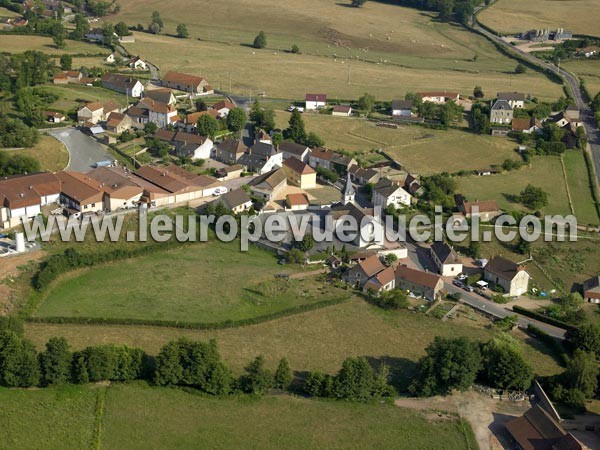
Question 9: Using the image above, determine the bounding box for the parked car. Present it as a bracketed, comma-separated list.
[212, 187, 229, 196]
[463, 285, 474, 292]
[452, 280, 464, 288]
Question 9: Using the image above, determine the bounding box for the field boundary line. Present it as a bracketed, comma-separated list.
[91, 386, 107, 450]
[559, 155, 575, 215]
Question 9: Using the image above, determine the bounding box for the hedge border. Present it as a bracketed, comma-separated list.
[526, 324, 569, 366]
[512, 305, 577, 332]
[25, 296, 351, 330]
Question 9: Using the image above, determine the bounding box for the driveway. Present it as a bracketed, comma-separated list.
[48, 128, 112, 172]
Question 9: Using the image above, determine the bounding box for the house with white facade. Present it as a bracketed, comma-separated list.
[371, 178, 411, 209]
[430, 241, 462, 276]
[418, 91, 459, 104]
[484, 256, 530, 297]
[101, 73, 144, 98]
[391, 100, 413, 117]
[305, 93, 327, 110]
[497, 92, 525, 109]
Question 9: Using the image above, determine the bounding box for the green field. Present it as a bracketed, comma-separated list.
[118, 15, 563, 101]
[0, 385, 98, 450]
[563, 150, 599, 225]
[478, 0, 600, 37]
[458, 155, 591, 219]
[2, 135, 69, 172]
[563, 59, 600, 98]
[0, 34, 104, 56]
[43, 84, 128, 114]
[0, 382, 478, 450]
[275, 111, 522, 175]
[33, 240, 344, 323]
[26, 298, 564, 380]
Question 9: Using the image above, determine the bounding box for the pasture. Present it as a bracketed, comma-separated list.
[563, 59, 600, 98]
[25, 299, 564, 380]
[121, 28, 563, 101]
[0, 34, 104, 56]
[275, 111, 522, 174]
[2, 135, 68, 172]
[478, 0, 600, 37]
[0, 383, 478, 450]
[458, 156, 574, 217]
[32, 239, 344, 324]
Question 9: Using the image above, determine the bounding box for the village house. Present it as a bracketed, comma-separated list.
[105, 112, 133, 134]
[581, 275, 600, 304]
[308, 148, 356, 174]
[56, 171, 104, 214]
[125, 106, 149, 125]
[505, 404, 588, 450]
[255, 129, 272, 145]
[215, 139, 247, 165]
[126, 56, 148, 70]
[180, 110, 219, 133]
[282, 158, 317, 189]
[332, 105, 352, 117]
[391, 99, 413, 117]
[216, 164, 243, 181]
[53, 70, 82, 85]
[278, 141, 311, 162]
[153, 129, 213, 160]
[457, 199, 501, 222]
[216, 188, 252, 213]
[85, 28, 118, 43]
[371, 178, 411, 209]
[349, 166, 380, 186]
[343, 253, 385, 285]
[363, 266, 396, 294]
[418, 91, 459, 104]
[137, 98, 179, 128]
[497, 92, 525, 109]
[285, 193, 310, 211]
[212, 100, 236, 118]
[238, 143, 283, 175]
[565, 104, 580, 121]
[490, 99, 513, 124]
[305, 93, 327, 110]
[0, 173, 61, 229]
[85, 166, 144, 211]
[162, 71, 212, 95]
[101, 73, 144, 97]
[134, 164, 224, 202]
[484, 255, 530, 296]
[44, 111, 65, 123]
[512, 117, 542, 134]
[395, 265, 444, 301]
[77, 100, 121, 124]
[144, 89, 177, 106]
[430, 241, 462, 276]
[104, 51, 123, 64]
[403, 173, 424, 197]
[247, 168, 287, 201]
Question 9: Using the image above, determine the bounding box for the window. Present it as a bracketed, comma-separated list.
[91, 203, 96, 208]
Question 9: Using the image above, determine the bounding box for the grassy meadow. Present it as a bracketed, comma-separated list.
[0, 382, 478, 450]
[2, 135, 69, 172]
[33, 239, 344, 323]
[275, 111, 522, 174]
[25, 298, 564, 381]
[478, 0, 600, 37]
[0, 385, 98, 450]
[457, 154, 598, 222]
[0, 34, 105, 56]
[563, 59, 600, 98]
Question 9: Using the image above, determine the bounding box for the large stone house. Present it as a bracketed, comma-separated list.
[484, 256, 530, 297]
[395, 265, 444, 301]
[490, 99, 513, 124]
[371, 178, 411, 209]
[101, 73, 144, 97]
[77, 100, 121, 124]
[215, 139, 247, 165]
[162, 71, 211, 95]
[282, 157, 316, 189]
[247, 168, 287, 201]
[430, 241, 462, 276]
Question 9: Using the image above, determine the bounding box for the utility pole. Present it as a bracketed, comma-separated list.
[229, 71, 232, 93]
[557, 57, 561, 75]
[347, 65, 351, 84]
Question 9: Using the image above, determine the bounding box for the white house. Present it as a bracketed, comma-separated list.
[418, 91, 459, 104]
[147, 101, 179, 128]
[101, 73, 144, 98]
[497, 92, 525, 109]
[430, 241, 462, 276]
[305, 93, 327, 110]
[127, 56, 148, 70]
[104, 51, 121, 64]
[484, 256, 530, 297]
[0, 173, 61, 229]
[391, 99, 413, 117]
[332, 105, 352, 117]
[212, 100, 236, 118]
[371, 178, 411, 209]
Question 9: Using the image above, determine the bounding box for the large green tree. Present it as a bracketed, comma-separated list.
[197, 114, 220, 137]
[39, 337, 72, 386]
[241, 355, 273, 395]
[285, 109, 307, 143]
[227, 107, 247, 132]
[483, 336, 533, 391]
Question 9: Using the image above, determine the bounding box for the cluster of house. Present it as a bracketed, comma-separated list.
[340, 242, 531, 300]
[520, 28, 573, 42]
[304, 91, 459, 120]
[490, 92, 582, 142]
[0, 164, 226, 228]
[104, 52, 148, 70]
[52, 70, 97, 86]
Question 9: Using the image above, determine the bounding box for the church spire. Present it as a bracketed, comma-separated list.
[342, 175, 355, 205]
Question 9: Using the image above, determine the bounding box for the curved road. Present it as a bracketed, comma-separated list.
[472, 13, 600, 186]
[48, 128, 111, 172]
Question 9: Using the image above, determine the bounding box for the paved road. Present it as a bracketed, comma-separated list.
[48, 128, 112, 172]
[445, 283, 567, 339]
[472, 8, 600, 187]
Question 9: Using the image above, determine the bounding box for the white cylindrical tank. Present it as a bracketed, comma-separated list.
[15, 232, 25, 253]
